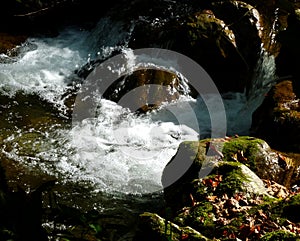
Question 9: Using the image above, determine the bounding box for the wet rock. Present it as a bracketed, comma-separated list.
[0, 91, 69, 134]
[102, 69, 185, 112]
[211, 1, 261, 72]
[129, 10, 249, 94]
[0, 159, 54, 241]
[0, 32, 27, 55]
[251, 80, 300, 153]
[276, 14, 300, 97]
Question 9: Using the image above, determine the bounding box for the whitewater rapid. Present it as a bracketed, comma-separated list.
[0, 17, 276, 196]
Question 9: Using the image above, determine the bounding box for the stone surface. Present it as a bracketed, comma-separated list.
[251, 80, 300, 153]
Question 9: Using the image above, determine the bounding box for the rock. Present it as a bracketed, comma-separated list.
[251, 80, 300, 153]
[134, 212, 213, 241]
[139, 136, 300, 240]
[102, 69, 184, 112]
[211, 1, 261, 72]
[162, 136, 300, 213]
[276, 14, 300, 97]
[222, 135, 300, 188]
[161, 137, 271, 213]
[0, 32, 27, 54]
[129, 10, 250, 94]
[0, 159, 53, 241]
[260, 230, 299, 241]
[0, 92, 69, 134]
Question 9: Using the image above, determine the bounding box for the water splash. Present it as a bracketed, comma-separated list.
[227, 49, 276, 135]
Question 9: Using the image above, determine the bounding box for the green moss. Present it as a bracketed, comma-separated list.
[260, 230, 300, 241]
[193, 160, 259, 199]
[249, 194, 300, 226]
[217, 163, 249, 196]
[281, 194, 300, 223]
[186, 201, 216, 238]
[139, 212, 212, 241]
[222, 136, 264, 171]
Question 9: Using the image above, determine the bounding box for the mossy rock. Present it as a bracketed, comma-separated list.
[215, 161, 266, 196]
[134, 212, 213, 241]
[260, 230, 300, 241]
[162, 137, 270, 213]
[222, 136, 265, 171]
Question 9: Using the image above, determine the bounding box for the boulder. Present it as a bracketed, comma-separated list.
[134, 212, 212, 241]
[129, 10, 250, 93]
[276, 14, 300, 97]
[102, 69, 184, 112]
[161, 137, 276, 212]
[162, 136, 300, 212]
[0, 32, 27, 55]
[137, 136, 300, 240]
[251, 80, 300, 153]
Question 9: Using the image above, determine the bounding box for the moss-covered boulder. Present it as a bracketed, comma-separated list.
[134, 212, 213, 241]
[162, 137, 269, 212]
[136, 136, 300, 241]
[251, 80, 300, 153]
[260, 230, 300, 241]
[162, 136, 299, 212]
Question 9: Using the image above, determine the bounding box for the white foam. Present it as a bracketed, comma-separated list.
[0, 28, 90, 99]
[0, 17, 277, 196]
[28, 98, 199, 195]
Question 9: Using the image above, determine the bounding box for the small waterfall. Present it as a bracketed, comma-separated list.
[247, 49, 277, 101]
[224, 49, 276, 135]
[84, 17, 136, 61]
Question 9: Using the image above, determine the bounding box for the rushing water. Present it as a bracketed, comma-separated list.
[0, 12, 276, 240]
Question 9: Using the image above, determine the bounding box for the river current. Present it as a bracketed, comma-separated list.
[0, 13, 276, 240]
